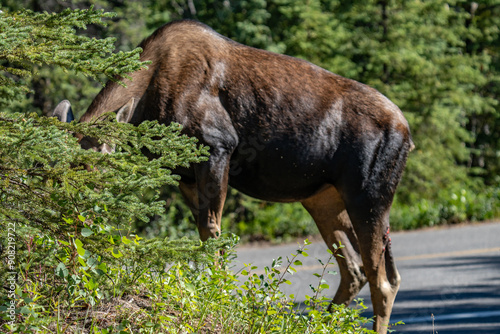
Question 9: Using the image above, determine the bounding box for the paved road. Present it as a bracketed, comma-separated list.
[234, 221, 500, 333]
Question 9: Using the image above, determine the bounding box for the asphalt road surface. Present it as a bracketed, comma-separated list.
[234, 221, 500, 333]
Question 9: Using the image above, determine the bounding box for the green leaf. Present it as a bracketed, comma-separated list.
[84, 278, 97, 290]
[121, 236, 132, 245]
[56, 262, 68, 278]
[93, 205, 103, 213]
[185, 283, 195, 294]
[133, 235, 143, 245]
[87, 257, 98, 268]
[81, 228, 93, 237]
[20, 307, 31, 314]
[74, 239, 86, 256]
[96, 263, 107, 275]
[78, 257, 87, 267]
[111, 247, 123, 258]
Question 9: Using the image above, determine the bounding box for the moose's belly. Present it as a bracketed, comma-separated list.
[227, 144, 334, 202]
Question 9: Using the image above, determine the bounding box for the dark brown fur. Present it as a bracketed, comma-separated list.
[73, 20, 413, 333]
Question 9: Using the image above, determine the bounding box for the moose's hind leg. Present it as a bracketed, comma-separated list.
[344, 201, 401, 334]
[301, 186, 368, 307]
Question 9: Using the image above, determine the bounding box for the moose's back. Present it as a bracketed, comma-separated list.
[90, 20, 411, 203]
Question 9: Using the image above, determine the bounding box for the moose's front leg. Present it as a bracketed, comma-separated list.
[194, 149, 232, 241]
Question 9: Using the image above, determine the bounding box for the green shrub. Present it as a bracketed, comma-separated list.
[1, 233, 378, 333]
[390, 186, 500, 230]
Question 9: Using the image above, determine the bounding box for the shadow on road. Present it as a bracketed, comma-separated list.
[386, 254, 500, 333]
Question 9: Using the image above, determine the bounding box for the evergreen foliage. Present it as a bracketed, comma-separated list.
[0, 111, 208, 232]
[462, 0, 500, 183]
[0, 7, 147, 107]
[0, 5, 208, 235]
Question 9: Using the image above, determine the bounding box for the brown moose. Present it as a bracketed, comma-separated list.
[53, 20, 414, 333]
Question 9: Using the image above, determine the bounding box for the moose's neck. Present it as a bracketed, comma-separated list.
[79, 70, 145, 123]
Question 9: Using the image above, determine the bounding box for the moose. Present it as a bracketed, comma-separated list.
[53, 20, 413, 333]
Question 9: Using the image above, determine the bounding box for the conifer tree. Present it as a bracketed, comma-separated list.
[0, 7, 146, 105]
[0, 6, 209, 285]
[300, 0, 490, 202]
[460, 0, 500, 184]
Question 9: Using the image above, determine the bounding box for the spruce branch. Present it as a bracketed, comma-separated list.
[0, 111, 209, 234]
[0, 7, 149, 103]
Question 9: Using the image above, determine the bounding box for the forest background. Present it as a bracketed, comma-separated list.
[2, 0, 499, 243]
